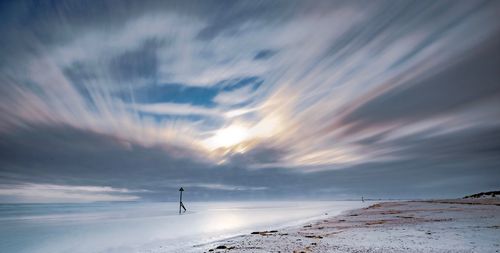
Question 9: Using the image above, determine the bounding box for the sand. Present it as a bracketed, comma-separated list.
[200, 199, 500, 253]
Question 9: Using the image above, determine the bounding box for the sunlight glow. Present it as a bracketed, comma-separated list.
[204, 125, 250, 149]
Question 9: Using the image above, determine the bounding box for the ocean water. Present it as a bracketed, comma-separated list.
[0, 201, 370, 253]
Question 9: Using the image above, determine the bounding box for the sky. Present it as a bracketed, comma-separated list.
[0, 0, 499, 203]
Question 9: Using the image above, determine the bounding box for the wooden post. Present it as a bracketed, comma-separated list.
[179, 187, 186, 214]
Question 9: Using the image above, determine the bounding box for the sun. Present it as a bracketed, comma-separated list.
[204, 125, 250, 150]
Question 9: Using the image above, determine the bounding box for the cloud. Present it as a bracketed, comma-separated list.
[0, 183, 144, 203]
[183, 183, 267, 191]
[0, 124, 499, 201]
[108, 39, 162, 83]
[213, 85, 256, 105]
[253, 49, 277, 60]
[0, 1, 500, 202]
[131, 103, 223, 117]
[337, 35, 500, 134]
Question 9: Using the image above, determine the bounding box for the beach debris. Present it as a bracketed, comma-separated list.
[367, 203, 382, 209]
[250, 230, 278, 236]
[397, 215, 414, 219]
[430, 218, 453, 222]
[365, 220, 386, 225]
[304, 235, 323, 239]
[207, 245, 235, 252]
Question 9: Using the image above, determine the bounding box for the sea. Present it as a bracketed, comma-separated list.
[0, 201, 370, 253]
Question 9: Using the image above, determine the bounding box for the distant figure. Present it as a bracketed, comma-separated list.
[179, 187, 187, 214]
[362, 196, 364, 202]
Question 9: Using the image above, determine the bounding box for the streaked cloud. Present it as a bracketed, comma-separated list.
[183, 183, 267, 191]
[0, 184, 144, 203]
[131, 103, 223, 117]
[0, 0, 499, 202]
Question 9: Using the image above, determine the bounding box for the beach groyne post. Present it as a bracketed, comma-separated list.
[179, 187, 186, 214]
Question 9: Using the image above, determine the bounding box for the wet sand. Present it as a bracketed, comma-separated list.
[201, 199, 500, 253]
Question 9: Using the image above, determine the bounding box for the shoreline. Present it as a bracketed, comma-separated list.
[184, 201, 374, 253]
[200, 199, 500, 253]
[189, 202, 375, 251]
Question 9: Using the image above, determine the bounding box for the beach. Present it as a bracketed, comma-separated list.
[201, 199, 500, 253]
